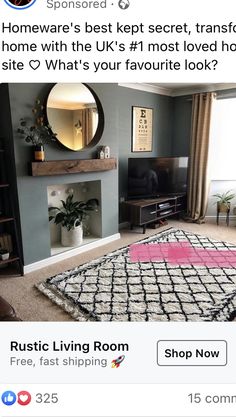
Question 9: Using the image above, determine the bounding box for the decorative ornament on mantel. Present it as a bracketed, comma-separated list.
[17, 99, 57, 162]
[103, 146, 110, 159]
[98, 148, 105, 159]
[97, 145, 111, 159]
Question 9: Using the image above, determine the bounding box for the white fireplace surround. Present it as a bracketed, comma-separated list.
[23, 180, 120, 274]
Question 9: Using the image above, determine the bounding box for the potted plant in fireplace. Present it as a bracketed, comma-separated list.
[49, 194, 99, 247]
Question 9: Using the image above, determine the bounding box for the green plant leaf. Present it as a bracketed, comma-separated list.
[213, 190, 235, 205]
[48, 195, 98, 230]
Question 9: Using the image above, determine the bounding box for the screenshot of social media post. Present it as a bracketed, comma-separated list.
[0, 0, 236, 418]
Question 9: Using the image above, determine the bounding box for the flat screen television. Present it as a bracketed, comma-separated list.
[127, 157, 189, 199]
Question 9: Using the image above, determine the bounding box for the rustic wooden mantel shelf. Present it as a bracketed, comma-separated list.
[31, 158, 117, 176]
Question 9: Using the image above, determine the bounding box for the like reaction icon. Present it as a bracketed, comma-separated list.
[17, 391, 31, 406]
[1, 391, 17, 406]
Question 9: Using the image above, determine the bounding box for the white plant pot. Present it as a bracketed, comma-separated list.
[61, 224, 83, 247]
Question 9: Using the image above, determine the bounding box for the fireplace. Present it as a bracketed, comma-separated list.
[47, 181, 101, 255]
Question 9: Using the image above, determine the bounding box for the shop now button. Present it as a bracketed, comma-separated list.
[157, 340, 227, 366]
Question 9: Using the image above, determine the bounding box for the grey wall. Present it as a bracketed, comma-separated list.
[8, 83, 119, 265]
[118, 86, 174, 201]
[172, 96, 192, 156]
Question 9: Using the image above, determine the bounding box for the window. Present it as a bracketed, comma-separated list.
[209, 97, 236, 180]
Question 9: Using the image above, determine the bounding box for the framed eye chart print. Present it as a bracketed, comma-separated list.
[132, 106, 153, 152]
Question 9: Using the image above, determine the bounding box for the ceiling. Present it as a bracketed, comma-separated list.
[119, 83, 236, 97]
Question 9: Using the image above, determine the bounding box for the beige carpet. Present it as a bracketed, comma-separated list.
[0, 220, 236, 321]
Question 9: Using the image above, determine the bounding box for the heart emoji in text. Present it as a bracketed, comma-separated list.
[29, 60, 40, 70]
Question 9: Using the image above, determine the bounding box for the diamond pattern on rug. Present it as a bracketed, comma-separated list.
[37, 228, 236, 321]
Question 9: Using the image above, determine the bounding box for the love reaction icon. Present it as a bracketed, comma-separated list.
[17, 391, 31, 406]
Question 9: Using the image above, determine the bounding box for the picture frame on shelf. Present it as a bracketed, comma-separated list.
[132, 106, 153, 152]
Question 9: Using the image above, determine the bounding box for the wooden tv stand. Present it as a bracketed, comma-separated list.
[123, 194, 186, 233]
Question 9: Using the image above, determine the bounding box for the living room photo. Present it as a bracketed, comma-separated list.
[0, 82, 236, 322]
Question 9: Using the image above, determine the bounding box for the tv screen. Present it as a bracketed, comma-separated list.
[127, 157, 189, 199]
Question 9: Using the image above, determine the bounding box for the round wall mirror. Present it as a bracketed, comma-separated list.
[46, 83, 104, 151]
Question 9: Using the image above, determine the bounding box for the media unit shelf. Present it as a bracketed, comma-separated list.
[124, 194, 186, 233]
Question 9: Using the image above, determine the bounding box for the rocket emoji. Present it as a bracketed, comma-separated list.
[111, 355, 125, 368]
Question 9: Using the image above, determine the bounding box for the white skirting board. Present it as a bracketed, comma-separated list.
[24, 233, 120, 274]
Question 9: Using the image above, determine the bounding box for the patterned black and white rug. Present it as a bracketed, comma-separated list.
[37, 228, 236, 321]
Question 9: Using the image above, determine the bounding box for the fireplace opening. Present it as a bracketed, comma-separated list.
[47, 181, 101, 255]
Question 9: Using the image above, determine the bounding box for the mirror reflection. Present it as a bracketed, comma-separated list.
[47, 83, 100, 151]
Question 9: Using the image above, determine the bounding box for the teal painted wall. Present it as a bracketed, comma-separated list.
[8, 83, 119, 265]
[172, 95, 191, 157]
[118, 86, 174, 201]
